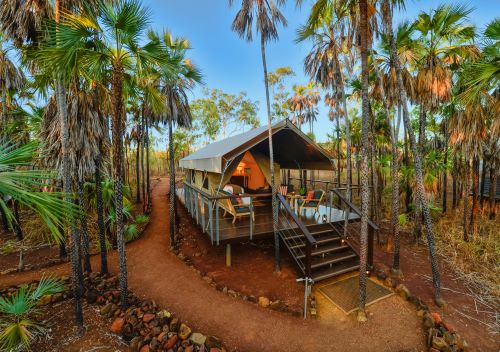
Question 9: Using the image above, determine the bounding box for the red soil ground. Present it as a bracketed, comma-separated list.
[1, 178, 493, 351]
[31, 300, 128, 352]
[374, 229, 499, 352]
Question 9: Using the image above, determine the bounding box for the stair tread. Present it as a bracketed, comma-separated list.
[311, 251, 357, 269]
[282, 228, 339, 240]
[296, 242, 351, 259]
[311, 261, 360, 282]
[289, 234, 341, 249]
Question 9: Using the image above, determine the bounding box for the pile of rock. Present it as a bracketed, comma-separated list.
[1, 273, 227, 352]
[85, 272, 225, 352]
[375, 268, 469, 352]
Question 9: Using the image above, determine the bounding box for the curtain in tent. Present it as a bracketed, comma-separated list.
[252, 152, 281, 187]
[207, 153, 246, 194]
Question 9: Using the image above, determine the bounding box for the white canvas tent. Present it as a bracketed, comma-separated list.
[179, 119, 334, 193]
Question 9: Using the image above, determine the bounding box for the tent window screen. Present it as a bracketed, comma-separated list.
[202, 172, 209, 190]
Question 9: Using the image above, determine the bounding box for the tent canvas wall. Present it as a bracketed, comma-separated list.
[180, 119, 334, 194]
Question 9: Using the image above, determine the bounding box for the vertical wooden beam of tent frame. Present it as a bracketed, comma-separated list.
[215, 157, 235, 267]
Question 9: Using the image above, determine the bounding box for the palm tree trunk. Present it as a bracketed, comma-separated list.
[357, 0, 370, 319]
[372, 55, 401, 272]
[470, 156, 479, 233]
[331, 35, 352, 241]
[168, 107, 176, 247]
[95, 152, 108, 274]
[489, 167, 497, 219]
[77, 176, 91, 273]
[112, 62, 128, 309]
[140, 108, 146, 211]
[0, 205, 10, 232]
[56, 79, 84, 325]
[413, 106, 426, 238]
[12, 200, 23, 241]
[479, 160, 487, 208]
[1, 83, 7, 141]
[135, 128, 141, 204]
[146, 117, 151, 209]
[260, 33, 279, 273]
[442, 118, 448, 213]
[385, 0, 442, 305]
[452, 154, 458, 209]
[335, 110, 341, 188]
[464, 159, 471, 241]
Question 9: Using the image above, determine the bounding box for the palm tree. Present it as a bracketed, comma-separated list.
[0, 34, 24, 140]
[298, 6, 355, 222]
[150, 30, 202, 247]
[1, 0, 99, 326]
[372, 51, 401, 274]
[457, 18, 500, 220]
[0, 277, 65, 351]
[382, 0, 444, 306]
[0, 142, 78, 239]
[356, 0, 372, 322]
[36, 0, 167, 309]
[411, 4, 478, 238]
[40, 87, 107, 273]
[229, 0, 287, 272]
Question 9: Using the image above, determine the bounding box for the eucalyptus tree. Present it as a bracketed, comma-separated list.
[267, 66, 295, 120]
[229, 0, 287, 272]
[149, 30, 202, 247]
[381, 0, 444, 306]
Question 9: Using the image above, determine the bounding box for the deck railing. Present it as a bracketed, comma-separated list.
[328, 188, 379, 268]
[182, 181, 273, 245]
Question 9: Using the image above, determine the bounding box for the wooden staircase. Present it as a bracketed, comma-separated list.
[281, 222, 360, 282]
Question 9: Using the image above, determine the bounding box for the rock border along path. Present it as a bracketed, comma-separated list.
[0, 178, 425, 352]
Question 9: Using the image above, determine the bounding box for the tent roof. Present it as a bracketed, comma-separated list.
[179, 119, 333, 173]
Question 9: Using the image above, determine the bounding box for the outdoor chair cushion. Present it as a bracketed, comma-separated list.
[306, 190, 315, 200]
[234, 206, 251, 213]
[313, 190, 323, 199]
[222, 190, 239, 206]
[297, 199, 318, 207]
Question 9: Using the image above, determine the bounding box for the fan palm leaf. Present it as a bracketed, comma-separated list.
[0, 276, 64, 351]
[0, 142, 79, 242]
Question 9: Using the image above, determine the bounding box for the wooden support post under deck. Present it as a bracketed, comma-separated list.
[226, 244, 231, 267]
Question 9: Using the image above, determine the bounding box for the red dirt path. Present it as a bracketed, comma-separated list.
[0, 178, 426, 352]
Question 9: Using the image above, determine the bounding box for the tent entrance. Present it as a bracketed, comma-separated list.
[228, 151, 270, 193]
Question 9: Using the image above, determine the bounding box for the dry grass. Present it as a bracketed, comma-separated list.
[434, 206, 500, 334]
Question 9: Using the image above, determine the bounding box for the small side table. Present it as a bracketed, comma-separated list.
[286, 193, 302, 210]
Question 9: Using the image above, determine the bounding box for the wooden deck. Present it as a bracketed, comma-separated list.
[176, 188, 360, 244]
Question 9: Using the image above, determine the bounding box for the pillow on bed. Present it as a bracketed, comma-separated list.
[306, 190, 314, 200]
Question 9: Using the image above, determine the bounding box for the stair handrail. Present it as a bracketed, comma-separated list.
[276, 193, 316, 277]
[330, 188, 379, 231]
[330, 188, 377, 268]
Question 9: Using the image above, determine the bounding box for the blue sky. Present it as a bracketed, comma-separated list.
[144, 0, 496, 143]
